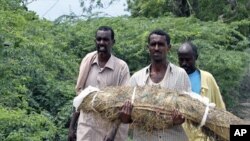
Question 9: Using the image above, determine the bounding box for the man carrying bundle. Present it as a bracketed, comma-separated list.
[177, 41, 226, 141]
[129, 29, 191, 141]
[68, 26, 132, 141]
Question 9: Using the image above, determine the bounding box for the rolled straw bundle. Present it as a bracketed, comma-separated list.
[78, 86, 246, 141]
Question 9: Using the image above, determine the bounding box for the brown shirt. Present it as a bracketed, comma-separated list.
[77, 53, 130, 141]
[85, 54, 129, 88]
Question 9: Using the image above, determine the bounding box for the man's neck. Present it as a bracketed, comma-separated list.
[149, 61, 168, 83]
[188, 68, 197, 75]
[151, 61, 168, 72]
[98, 53, 111, 68]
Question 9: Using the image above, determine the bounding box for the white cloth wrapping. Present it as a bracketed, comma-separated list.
[183, 91, 216, 128]
[73, 86, 100, 110]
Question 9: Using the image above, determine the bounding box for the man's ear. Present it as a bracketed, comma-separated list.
[168, 44, 171, 49]
[146, 45, 150, 53]
[113, 39, 116, 44]
[195, 54, 199, 60]
[166, 44, 171, 52]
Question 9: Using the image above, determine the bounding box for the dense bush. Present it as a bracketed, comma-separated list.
[0, 107, 56, 141]
[0, 1, 249, 140]
[126, 0, 250, 22]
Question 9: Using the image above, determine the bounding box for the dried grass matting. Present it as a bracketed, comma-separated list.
[79, 86, 246, 141]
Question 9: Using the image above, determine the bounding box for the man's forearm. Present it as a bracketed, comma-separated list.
[68, 109, 80, 141]
[69, 110, 80, 129]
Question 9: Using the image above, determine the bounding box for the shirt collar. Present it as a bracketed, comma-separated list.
[199, 69, 209, 90]
[145, 62, 173, 75]
[92, 54, 115, 70]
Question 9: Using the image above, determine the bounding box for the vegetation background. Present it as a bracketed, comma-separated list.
[0, 0, 249, 140]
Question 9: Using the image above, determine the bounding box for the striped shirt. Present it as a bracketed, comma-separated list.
[129, 63, 191, 141]
[77, 54, 130, 141]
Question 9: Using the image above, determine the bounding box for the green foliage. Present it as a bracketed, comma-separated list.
[127, 0, 170, 17]
[0, 0, 249, 140]
[198, 49, 249, 108]
[0, 107, 56, 141]
[0, 0, 23, 11]
[0, 25, 77, 113]
[0, 2, 78, 140]
[126, 0, 250, 22]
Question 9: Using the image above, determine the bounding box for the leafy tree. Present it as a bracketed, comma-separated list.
[0, 0, 24, 10]
[0, 2, 78, 139]
[0, 0, 249, 140]
[78, 0, 250, 22]
[0, 107, 56, 141]
[127, 0, 250, 21]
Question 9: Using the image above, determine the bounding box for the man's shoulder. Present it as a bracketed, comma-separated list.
[132, 66, 148, 77]
[199, 69, 214, 78]
[169, 63, 186, 74]
[130, 66, 149, 85]
[111, 55, 128, 67]
[82, 51, 97, 60]
[199, 69, 219, 85]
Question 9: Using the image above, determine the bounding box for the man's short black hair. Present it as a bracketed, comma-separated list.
[184, 41, 198, 59]
[96, 26, 115, 40]
[148, 29, 171, 45]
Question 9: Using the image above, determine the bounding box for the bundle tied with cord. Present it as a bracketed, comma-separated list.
[74, 86, 247, 141]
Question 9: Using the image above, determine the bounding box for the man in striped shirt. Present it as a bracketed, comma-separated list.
[68, 26, 132, 141]
[130, 29, 191, 141]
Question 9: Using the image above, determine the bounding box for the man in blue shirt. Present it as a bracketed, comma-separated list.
[177, 42, 201, 94]
[177, 41, 225, 141]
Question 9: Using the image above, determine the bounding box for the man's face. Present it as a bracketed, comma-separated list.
[148, 34, 170, 62]
[95, 30, 114, 55]
[178, 50, 196, 74]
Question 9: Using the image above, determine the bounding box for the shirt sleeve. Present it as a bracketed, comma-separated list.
[119, 64, 130, 86]
[75, 57, 88, 95]
[210, 76, 226, 110]
[75, 51, 97, 95]
[183, 71, 192, 92]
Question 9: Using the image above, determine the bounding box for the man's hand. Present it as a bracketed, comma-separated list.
[119, 100, 133, 124]
[171, 109, 185, 125]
